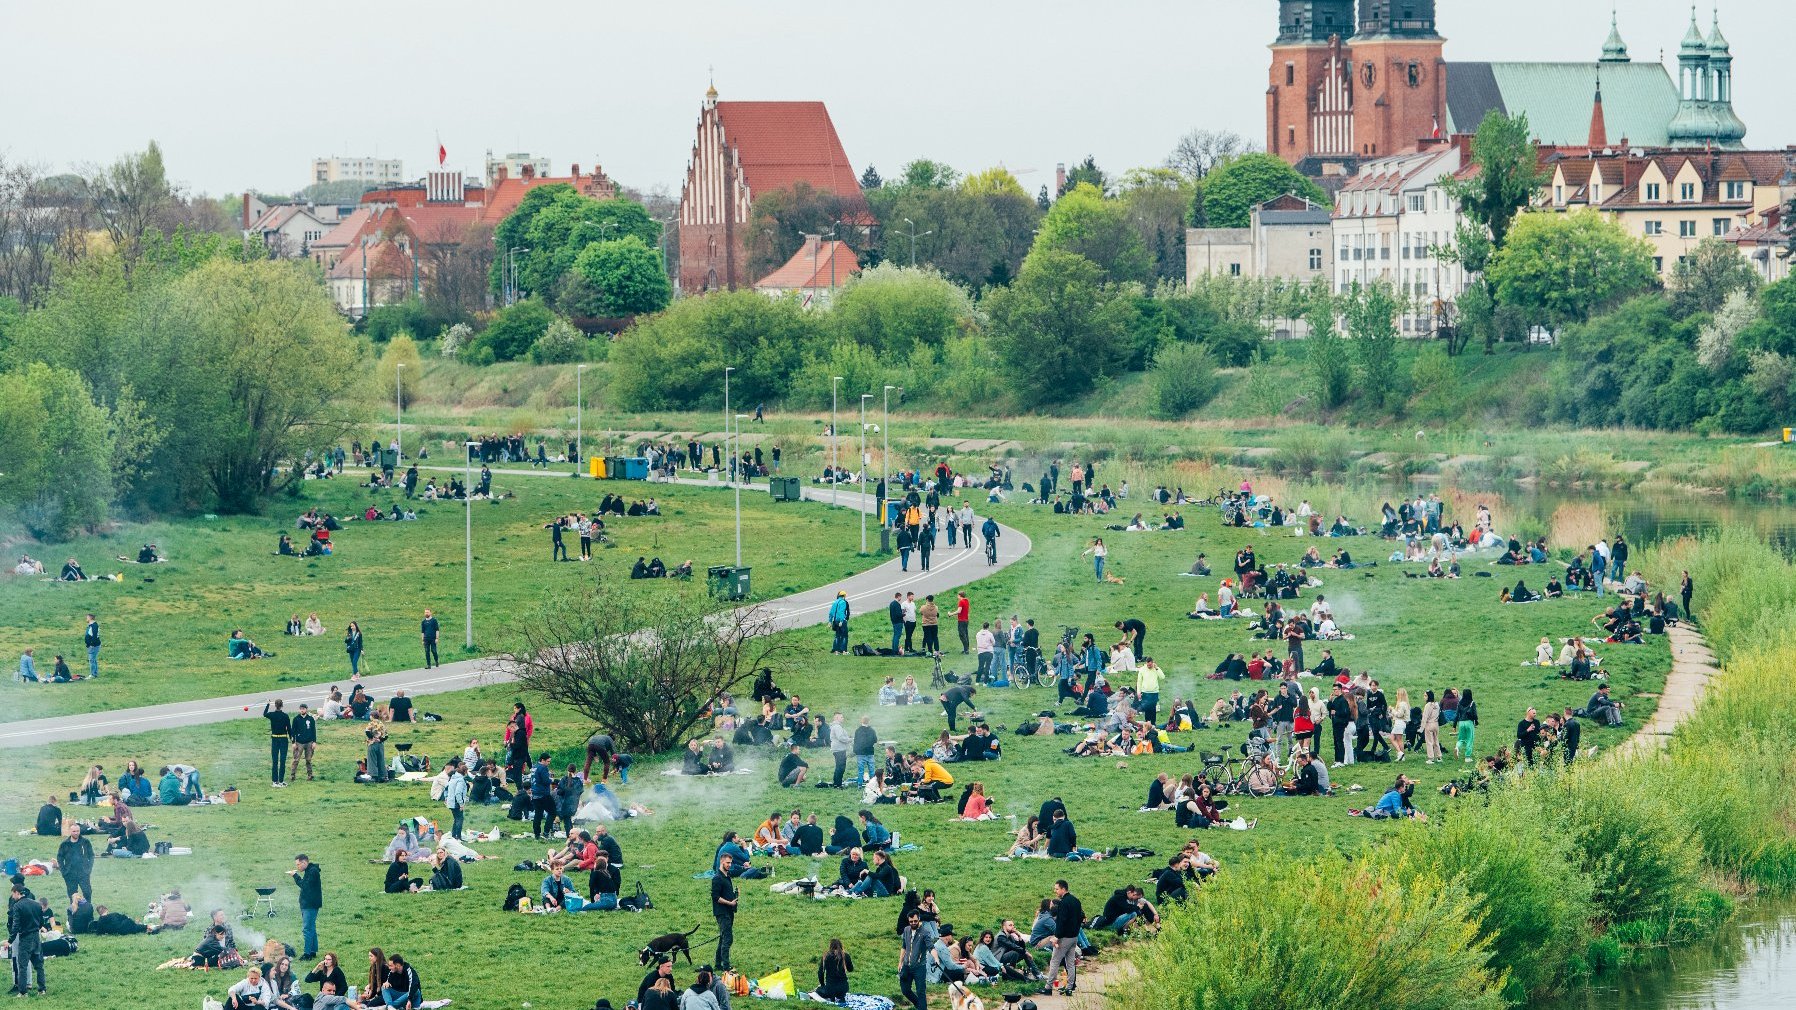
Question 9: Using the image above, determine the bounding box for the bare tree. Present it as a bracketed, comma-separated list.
[502, 579, 799, 754]
[0, 158, 92, 304]
[1166, 129, 1253, 181]
[88, 141, 175, 273]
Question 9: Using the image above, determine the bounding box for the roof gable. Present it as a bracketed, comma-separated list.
[754, 239, 860, 290]
[715, 101, 863, 202]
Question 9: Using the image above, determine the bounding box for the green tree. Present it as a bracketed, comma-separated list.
[1148, 341, 1222, 418]
[529, 318, 591, 364]
[488, 186, 660, 299]
[1305, 289, 1351, 409]
[1341, 281, 1407, 411]
[1029, 182, 1151, 283]
[1200, 153, 1329, 228]
[377, 334, 423, 408]
[859, 165, 883, 190]
[1118, 169, 1196, 284]
[0, 363, 117, 537]
[1487, 213, 1658, 330]
[565, 236, 672, 318]
[827, 264, 973, 358]
[898, 159, 959, 190]
[743, 182, 865, 281]
[1442, 112, 1547, 354]
[1062, 155, 1109, 196]
[983, 249, 1132, 408]
[90, 141, 175, 273]
[1670, 238, 1761, 318]
[865, 174, 1040, 289]
[467, 299, 556, 363]
[609, 291, 825, 410]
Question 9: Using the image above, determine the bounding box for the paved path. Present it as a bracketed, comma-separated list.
[1614, 622, 1718, 757]
[0, 476, 1029, 748]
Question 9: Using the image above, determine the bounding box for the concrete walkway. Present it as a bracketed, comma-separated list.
[1614, 622, 1718, 757]
[0, 476, 1030, 748]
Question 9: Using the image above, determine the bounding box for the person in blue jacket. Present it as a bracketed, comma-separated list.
[827, 592, 851, 655]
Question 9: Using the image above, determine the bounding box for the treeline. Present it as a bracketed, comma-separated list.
[1119, 527, 1796, 1009]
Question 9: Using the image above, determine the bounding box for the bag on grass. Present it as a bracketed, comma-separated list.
[502, 883, 528, 912]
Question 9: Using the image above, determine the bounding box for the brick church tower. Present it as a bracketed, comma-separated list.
[1267, 1, 1358, 167]
[1347, 0, 1446, 158]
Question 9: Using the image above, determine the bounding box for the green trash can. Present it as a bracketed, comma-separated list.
[769, 476, 801, 501]
[706, 565, 751, 601]
[730, 566, 751, 600]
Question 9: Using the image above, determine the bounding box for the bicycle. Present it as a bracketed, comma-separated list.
[984, 536, 998, 566]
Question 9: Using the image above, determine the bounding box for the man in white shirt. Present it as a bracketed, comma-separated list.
[975, 623, 996, 682]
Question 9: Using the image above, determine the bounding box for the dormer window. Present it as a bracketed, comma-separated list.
[1724, 181, 1747, 200]
[1645, 183, 1661, 202]
[1679, 182, 1696, 201]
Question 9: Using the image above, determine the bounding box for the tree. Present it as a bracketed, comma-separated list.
[864, 175, 1040, 290]
[898, 159, 959, 190]
[530, 318, 590, 364]
[0, 157, 92, 306]
[503, 579, 798, 754]
[89, 141, 175, 273]
[1341, 282, 1407, 410]
[1442, 112, 1547, 354]
[566, 236, 672, 318]
[1487, 213, 1657, 330]
[1200, 153, 1328, 229]
[1670, 238, 1760, 318]
[743, 182, 865, 281]
[0, 363, 117, 537]
[467, 299, 555, 363]
[1166, 129, 1250, 180]
[1697, 289, 1758, 372]
[826, 264, 974, 358]
[1305, 289, 1351, 409]
[1029, 183, 1151, 284]
[609, 291, 826, 410]
[984, 249, 1133, 408]
[489, 186, 660, 300]
[860, 165, 883, 190]
[1148, 341, 1222, 418]
[1118, 169, 1195, 283]
[1062, 156, 1108, 196]
[377, 335, 423, 408]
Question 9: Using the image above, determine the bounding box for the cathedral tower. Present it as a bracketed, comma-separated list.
[1347, 0, 1446, 157]
[1267, 1, 1358, 166]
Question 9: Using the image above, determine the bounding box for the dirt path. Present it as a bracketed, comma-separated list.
[1614, 622, 1718, 757]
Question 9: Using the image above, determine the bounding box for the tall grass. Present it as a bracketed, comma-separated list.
[1547, 502, 1613, 552]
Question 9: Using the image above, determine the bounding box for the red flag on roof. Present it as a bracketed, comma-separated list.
[1431, 116, 1441, 140]
[438, 143, 447, 166]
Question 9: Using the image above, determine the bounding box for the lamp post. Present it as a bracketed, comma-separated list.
[830, 376, 842, 509]
[734, 414, 750, 566]
[506, 247, 530, 306]
[575, 363, 586, 475]
[901, 217, 933, 267]
[464, 441, 479, 649]
[394, 363, 404, 460]
[859, 394, 872, 553]
[882, 385, 894, 500]
[722, 366, 734, 488]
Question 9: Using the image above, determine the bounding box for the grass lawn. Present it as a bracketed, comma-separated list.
[0, 490, 1670, 1009]
[0, 472, 877, 723]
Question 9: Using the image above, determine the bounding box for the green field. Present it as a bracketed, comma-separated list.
[0, 486, 1671, 1008]
[0, 473, 877, 723]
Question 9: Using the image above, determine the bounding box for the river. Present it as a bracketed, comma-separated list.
[1543, 901, 1796, 1010]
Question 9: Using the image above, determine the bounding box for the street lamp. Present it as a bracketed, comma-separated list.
[859, 394, 873, 553]
[464, 441, 479, 649]
[733, 414, 750, 566]
[830, 376, 842, 509]
[575, 364, 587, 475]
[395, 363, 404, 460]
[900, 218, 933, 268]
[883, 384, 894, 503]
[506, 247, 530, 306]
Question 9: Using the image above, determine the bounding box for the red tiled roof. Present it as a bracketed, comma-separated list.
[313, 208, 375, 251]
[326, 239, 411, 281]
[716, 101, 863, 201]
[393, 204, 481, 241]
[754, 239, 860, 290]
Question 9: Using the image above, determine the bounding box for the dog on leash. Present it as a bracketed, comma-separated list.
[948, 980, 985, 1010]
[638, 925, 701, 965]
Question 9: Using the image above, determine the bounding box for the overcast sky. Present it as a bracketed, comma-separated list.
[5, 1, 1790, 198]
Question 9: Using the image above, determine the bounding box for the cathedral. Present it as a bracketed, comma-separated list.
[1268, 2, 1749, 177]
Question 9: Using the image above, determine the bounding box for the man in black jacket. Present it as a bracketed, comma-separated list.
[888, 593, 904, 654]
[1327, 685, 1353, 766]
[852, 716, 878, 786]
[1044, 880, 1083, 995]
[291, 704, 318, 782]
[1559, 710, 1583, 765]
[56, 822, 93, 903]
[9, 879, 46, 995]
[84, 613, 100, 679]
[289, 854, 322, 960]
[1115, 618, 1146, 659]
[263, 699, 291, 787]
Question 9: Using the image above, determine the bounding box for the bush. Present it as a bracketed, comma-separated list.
[1551, 762, 1701, 927]
[1148, 342, 1221, 418]
[465, 299, 555, 363]
[529, 319, 590, 364]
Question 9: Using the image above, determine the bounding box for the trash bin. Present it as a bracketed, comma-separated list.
[621, 457, 649, 480]
[730, 566, 751, 600]
[707, 565, 751, 601]
[593, 457, 608, 479]
[605, 456, 626, 479]
[880, 526, 892, 554]
[769, 476, 801, 501]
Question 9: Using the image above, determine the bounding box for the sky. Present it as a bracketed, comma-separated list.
[5, 1, 1792, 199]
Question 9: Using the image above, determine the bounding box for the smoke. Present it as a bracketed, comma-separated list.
[168, 872, 273, 950]
[1324, 591, 1367, 630]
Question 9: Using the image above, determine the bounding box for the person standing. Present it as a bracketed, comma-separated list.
[291, 704, 318, 781]
[918, 527, 933, 572]
[420, 609, 440, 669]
[1083, 539, 1107, 583]
[828, 712, 850, 788]
[888, 594, 905, 655]
[529, 753, 555, 840]
[827, 592, 851, 655]
[9, 878, 46, 996]
[1115, 617, 1146, 659]
[1455, 689, 1479, 763]
[548, 517, 568, 563]
[902, 593, 918, 654]
[1136, 659, 1162, 728]
[289, 854, 322, 961]
[974, 623, 996, 682]
[899, 906, 935, 1010]
[263, 700, 291, 788]
[955, 592, 971, 655]
[344, 621, 364, 677]
[83, 613, 100, 679]
[56, 822, 93, 903]
[443, 761, 468, 841]
[919, 597, 941, 655]
[1044, 880, 1082, 996]
[712, 854, 739, 971]
[853, 716, 878, 786]
[1680, 570, 1694, 620]
[958, 503, 974, 551]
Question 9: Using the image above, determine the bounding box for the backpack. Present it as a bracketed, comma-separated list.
[851, 644, 876, 657]
[617, 881, 653, 912]
[502, 883, 528, 912]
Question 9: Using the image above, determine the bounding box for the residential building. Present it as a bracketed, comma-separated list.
[327, 238, 413, 318]
[243, 203, 339, 259]
[1269, 4, 1749, 178]
[1330, 144, 1466, 334]
[312, 156, 405, 185]
[753, 235, 860, 306]
[1723, 205, 1792, 285]
[678, 83, 864, 293]
[1187, 194, 1335, 286]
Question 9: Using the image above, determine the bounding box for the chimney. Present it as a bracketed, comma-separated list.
[496, 165, 508, 181]
[1055, 163, 1066, 197]
[1587, 78, 1608, 149]
[521, 164, 535, 179]
[241, 192, 250, 231]
[572, 163, 580, 178]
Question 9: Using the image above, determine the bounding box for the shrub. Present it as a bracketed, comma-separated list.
[466, 299, 555, 363]
[529, 319, 589, 364]
[1148, 342, 1221, 418]
[1550, 761, 1701, 927]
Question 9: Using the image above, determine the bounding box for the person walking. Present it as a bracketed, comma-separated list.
[1680, 570, 1694, 620]
[1044, 880, 1083, 996]
[289, 854, 322, 960]
[548, 517, 568, 563]
[83, 613, 100, 679]
[344, 621, 364, 677]
[1455, 689, 1479, 763]
[56, 821, 93, 903]
[899, 906, 935, 1010]
[918, 527, 933, 572]
[9, 878, 46, 996]
[291, 703, 318, 781]
[712, 854, 739, 971]
[958, 503, 974, 551]
[1083, 538, 1107, 583]
[263, 700, 291, 788]
[827, 592, 851, 655]
[443, 760, 468, 841]
[420, 609, 440, 669]
[955, 593, 971, 655]
[897, 526, 915, 572]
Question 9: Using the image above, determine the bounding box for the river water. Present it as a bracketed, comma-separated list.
[1543, 901, 1796, 1010]
[1514, 486, 1796, 557]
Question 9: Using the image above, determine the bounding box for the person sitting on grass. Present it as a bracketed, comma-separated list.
[859, 810, 893, 851]
[1045, 808, 1104, 861]
[777, 745, 809, 788]
[957, 782, 995, 821]
[229, 630, 268, 660]
[1090, 884, 1158, 935]
[1279, 752, 1330, 796]
[852, 849, 901, 897]
[539, 861, 582, 912]
[189, 924, 232, 967]
[384, 850, 415, 894]
[1353, 775, 1426, 820]
[59, 557, 88, 581]
[427, 847, 462, 891]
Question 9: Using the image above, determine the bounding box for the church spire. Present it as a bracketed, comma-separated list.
[1588, 75, 1608, 149]
[1600, 8, 1629, 63]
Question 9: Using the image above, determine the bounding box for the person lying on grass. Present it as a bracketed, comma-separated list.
[1353, 774, 1427, 820]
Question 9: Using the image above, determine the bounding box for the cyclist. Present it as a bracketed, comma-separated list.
[981, 516, 1000, 565]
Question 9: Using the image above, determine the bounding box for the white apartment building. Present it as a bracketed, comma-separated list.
[312, 156, 405, 185]
[1331, 145, 1469, 335]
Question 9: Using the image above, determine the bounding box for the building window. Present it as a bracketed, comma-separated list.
[1229, 263, 1242, 277]
[1724, 181, 1746, 200]
[1408, 194, 1425, 212]
[1679, 220, 1697, 238]
[1289, 126, 1296, 146]
[1286, 63, 1295, 86]
[1645, 182, 1661, 202]
[1407, 62, 1420, 87]
[1380, 243, 1390, 261]
[1653, 257, 1664, 273]
[1309, 248, 1323, 270]
[1644, 220, 1663, 236]
[1714, 218, 1730, 236]
[1680, 182, 1697, 201]
[1592, 183, 1602, 202]
[1555, 185, 1564, 204]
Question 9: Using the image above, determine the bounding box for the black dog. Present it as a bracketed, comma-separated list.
[638, 925, 701, 965]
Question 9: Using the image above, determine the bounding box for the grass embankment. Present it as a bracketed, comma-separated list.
[0, 491, 1667, 1007]
[1119, 526, 1796, 1010]
[0, 476, 875, 723]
